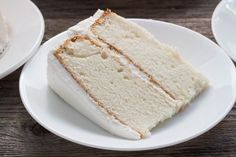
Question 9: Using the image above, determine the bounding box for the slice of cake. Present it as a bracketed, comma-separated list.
[0, 12, 8, 57]
[48, 9, 208, 140]
[48, 35, 180, 139]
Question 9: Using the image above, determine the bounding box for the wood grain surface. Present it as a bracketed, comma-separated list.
[1, 0, 236, 156]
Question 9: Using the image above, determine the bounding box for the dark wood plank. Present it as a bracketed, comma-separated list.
[33, 0, 220, 19]
[1, 0, 236, 156]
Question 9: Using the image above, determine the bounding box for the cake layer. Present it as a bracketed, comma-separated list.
[53, 35, 179, 137]
[90, 10, 208, 106]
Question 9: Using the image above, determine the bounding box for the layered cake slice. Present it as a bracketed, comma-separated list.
[48, 9, 208, 140]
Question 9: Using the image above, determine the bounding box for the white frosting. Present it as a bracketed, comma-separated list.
[47, 51, 141, 140]
[0, 12, 8, 57]
[69, 9, 104, 36]
[117, 54, 149, 81]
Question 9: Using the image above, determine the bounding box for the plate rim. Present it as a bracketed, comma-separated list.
[0, 0, 45, 79]
[20, 19, 236, 151]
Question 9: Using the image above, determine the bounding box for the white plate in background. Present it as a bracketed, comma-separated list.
[20, 19, 236, 151]
[212, 0, 236, 61]
[0, 0, 44, 79]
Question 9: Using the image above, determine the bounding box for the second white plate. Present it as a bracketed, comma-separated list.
[212, 0, 236, 61]
[20, 19, 236, 151]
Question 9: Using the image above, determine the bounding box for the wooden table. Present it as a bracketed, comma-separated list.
[1, 0, 235, 156]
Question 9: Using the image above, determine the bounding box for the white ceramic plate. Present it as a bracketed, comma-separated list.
[212, 0, 236, 61]
[0, 0, 44, 79]
[20, 19, 236, 151]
